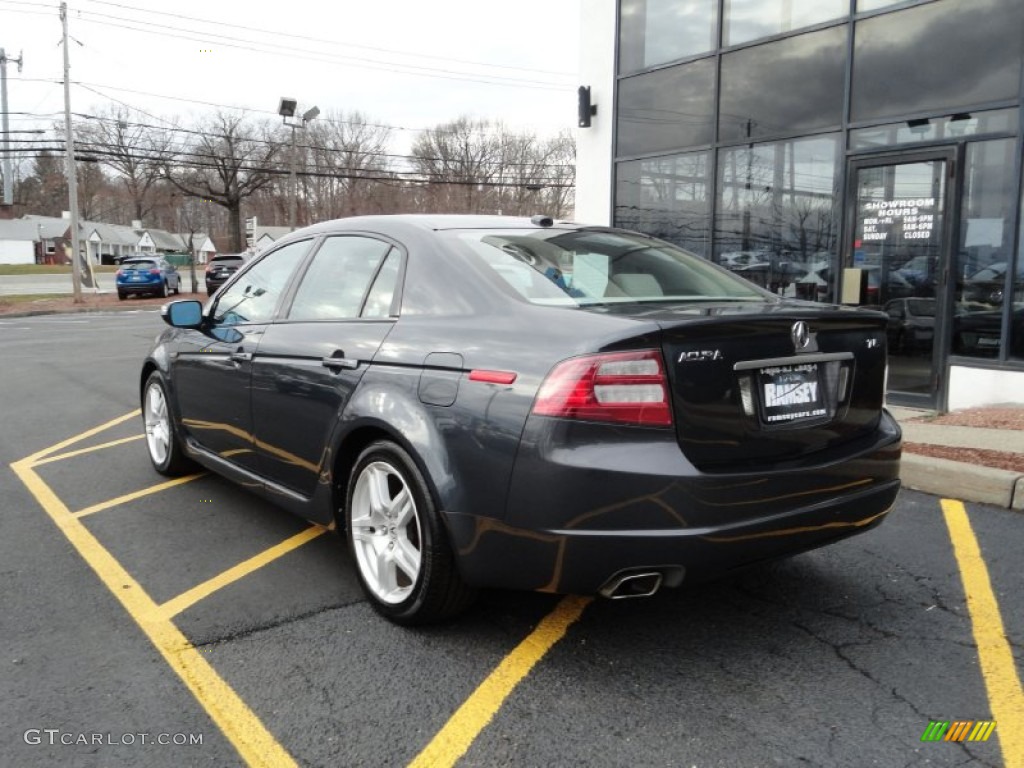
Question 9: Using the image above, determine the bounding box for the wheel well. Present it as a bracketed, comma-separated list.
[140, 361, 158, 401]
[331, 426, 392, 531]
[330, 424, 445, 533]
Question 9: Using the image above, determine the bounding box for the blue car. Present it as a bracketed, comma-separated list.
[116, 256, 181, 300]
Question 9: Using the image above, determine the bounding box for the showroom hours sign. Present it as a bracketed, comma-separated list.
[860, 198, 936, 242]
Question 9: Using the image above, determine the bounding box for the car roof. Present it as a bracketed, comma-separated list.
[290, 214, 582, 238]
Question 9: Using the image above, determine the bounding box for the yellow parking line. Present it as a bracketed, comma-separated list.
[942, 499, 1024, 767]
[408, 595, 592, 768]
[24, 409, 140, 464]
[11, 457, 298, 768]
[32, 435, 146, 466]
[161, 526, 327, 618]
[74, 474, 205, 519]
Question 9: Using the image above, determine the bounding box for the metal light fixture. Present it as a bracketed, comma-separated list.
[278, 97, 297, 119]
[278, 97, 319, 230]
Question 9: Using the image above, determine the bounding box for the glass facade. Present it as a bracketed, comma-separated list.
[617, 59, 716, 156]
[616, 151, 711, 256]
[718, 26, 846, 143]
[724, 0, 846, 45]
[851, 0, 1024, 122]
[612, 0, 1024, 399]
[619, 0, 718, 72]
[715, 137, 840, 299]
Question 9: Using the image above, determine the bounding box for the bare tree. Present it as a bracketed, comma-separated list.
[161, 112, 282, 251]
[410, 117, 500, 213]
[76, 106, 172, 223]
[297, 111, 395, 221]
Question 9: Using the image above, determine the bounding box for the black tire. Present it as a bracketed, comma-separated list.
[157, 280, 168, 298]
[173, 278, 181, 295]
[118, 291, 126, 301]
[141, 371, 195, 476]
[345, 440, 475, 624]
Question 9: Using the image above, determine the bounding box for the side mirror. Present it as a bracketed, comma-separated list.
[162, 300, 203, 328]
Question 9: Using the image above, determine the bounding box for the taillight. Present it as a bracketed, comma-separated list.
[149, 268, 160, 275]
[532, 350, 672, 426]
[115, 268, 123, 276]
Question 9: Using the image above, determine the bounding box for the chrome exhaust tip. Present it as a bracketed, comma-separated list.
[599, 571, 664, 600]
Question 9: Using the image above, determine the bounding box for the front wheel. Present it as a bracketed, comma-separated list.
[345, 441, 475, 624]
[142, 371, 195, 476]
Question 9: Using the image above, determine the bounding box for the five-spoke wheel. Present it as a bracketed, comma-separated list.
[346, 441, 475, 624]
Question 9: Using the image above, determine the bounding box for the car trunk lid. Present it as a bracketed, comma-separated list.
[608, 301, 889, 469]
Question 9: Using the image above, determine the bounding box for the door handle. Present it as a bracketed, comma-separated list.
[322, 353, 359, 371]
[230, 350, 253, 363]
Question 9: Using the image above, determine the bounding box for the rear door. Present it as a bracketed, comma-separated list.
[251, 235, 402, 496]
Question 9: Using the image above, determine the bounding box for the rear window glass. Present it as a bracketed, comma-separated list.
[123, 260, 157, 269]
[443, 229, 766, 306]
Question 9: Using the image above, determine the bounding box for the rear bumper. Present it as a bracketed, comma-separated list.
[446, 410, 901, 594]
[118, 281, 163, 294]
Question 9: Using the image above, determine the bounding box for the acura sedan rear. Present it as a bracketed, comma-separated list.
[141, 215, 901, 624]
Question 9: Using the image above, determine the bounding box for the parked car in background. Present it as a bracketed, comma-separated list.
[962, 262, 1007, 305]
[141, 215, 901, 624]
[884, 298, 935, 353]
[116, 256, 181, 300]
[204, 253, 250, 296]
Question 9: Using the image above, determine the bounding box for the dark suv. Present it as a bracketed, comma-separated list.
[204, 253, 249, 296]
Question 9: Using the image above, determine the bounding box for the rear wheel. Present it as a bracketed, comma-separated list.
[345, 440, 475, 624]
[142, 371, 195, 476]
[158, 280, 168, 298]
[117, 291, 126, 301]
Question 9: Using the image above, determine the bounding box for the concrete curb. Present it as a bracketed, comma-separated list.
[901, 453, 1024, 510]
[0, 306, 164, 319]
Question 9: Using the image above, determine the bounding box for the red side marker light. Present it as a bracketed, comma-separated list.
[469, 370, 518, 385]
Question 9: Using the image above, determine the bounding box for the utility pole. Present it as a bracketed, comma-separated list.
[60, 2, 85, 301]
[1, 47, 24, 205]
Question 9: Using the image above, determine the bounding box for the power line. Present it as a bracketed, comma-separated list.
[64, 109, 575, 171]
[13, 143, 575, 188]
[73, 12, 571, 91]
[74, 0, 574, 78]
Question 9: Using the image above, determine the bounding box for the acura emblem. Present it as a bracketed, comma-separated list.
[791, 321, 810, 350]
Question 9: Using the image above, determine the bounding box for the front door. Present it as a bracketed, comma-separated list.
[846, 150, 956, 409]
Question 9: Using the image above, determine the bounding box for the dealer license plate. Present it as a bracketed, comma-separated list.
[758, 363, 827, 424]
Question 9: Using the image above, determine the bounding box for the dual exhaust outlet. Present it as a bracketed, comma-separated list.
[599, 569, 667, 600]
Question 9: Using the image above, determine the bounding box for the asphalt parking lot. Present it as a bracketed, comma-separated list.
[2, 311, 1022, 768]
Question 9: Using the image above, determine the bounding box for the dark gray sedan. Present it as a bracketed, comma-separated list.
[140, 215, 901, 624]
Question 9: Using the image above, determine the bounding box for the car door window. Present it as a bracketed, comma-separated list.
[288, 236, 393, 321]
[213, 240, 310, 325]
[361, 251, 401, 318]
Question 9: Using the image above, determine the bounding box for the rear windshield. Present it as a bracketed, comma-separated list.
[212, 256, 244, 264]
[443, 228, 766, 306]
[122, 260, 157, 269]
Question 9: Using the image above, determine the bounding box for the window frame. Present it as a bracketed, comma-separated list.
[277, 232, 408, 323]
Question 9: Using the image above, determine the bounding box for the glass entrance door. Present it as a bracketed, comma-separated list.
[847, 150, 954, 408]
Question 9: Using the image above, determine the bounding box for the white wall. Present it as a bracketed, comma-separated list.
[948, 365, 1024, 410]
[575, 0, 617, 225]
[0, 240, 35, 264]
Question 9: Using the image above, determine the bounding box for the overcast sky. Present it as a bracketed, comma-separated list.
[4, 0, 581, 143]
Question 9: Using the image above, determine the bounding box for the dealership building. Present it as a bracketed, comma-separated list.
[577, 0, 1024, 411]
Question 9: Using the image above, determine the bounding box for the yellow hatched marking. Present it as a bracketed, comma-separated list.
[408, 595, 592, 768]
[13, 413, 296, 766]
[24, 409, 140, 464]
[942, 499, 1024, 767]
[161, 526, 326, 618]
[74, 474, 205, 518]
[11, 452, 297, 768]
[33, 434, 146, 466]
